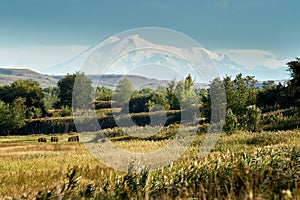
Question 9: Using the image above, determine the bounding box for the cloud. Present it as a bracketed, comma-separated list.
[0, 45, 88, 73]
[216, 49, 290, 70]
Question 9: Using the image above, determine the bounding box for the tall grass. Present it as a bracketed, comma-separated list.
[33, 146, 300, 199]
[0, 130, 300, 199]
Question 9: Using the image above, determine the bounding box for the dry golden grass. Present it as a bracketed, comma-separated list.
[0, 129, 300, 198]
[0, 134, 100, 197]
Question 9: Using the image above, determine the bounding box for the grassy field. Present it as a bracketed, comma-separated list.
[0, 129, 300, 199]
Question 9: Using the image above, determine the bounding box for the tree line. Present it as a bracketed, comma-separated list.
[0, 57, 299, 135]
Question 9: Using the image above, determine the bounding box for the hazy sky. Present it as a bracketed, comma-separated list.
[0, 0, 299, 80]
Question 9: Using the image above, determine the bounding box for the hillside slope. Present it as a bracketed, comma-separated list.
[0, 68, 59, 88]
[0, 68, 173, 89]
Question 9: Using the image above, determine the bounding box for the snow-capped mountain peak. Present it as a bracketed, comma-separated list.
[46, 34, 248, 80]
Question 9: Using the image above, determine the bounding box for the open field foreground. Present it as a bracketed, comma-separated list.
[1, 130, 300, 199]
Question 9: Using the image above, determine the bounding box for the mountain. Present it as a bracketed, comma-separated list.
[0, 68, 59, 88]
[44, 34, 223, 81]
[47, 34, 278, 82]
[1, 35, 287, 88]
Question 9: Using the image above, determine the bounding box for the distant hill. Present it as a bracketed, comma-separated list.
[0, 68, 174, 89]
[53, 74, 171, 89]
[0, 68, 59, 88]
[1, 67, 284, 89]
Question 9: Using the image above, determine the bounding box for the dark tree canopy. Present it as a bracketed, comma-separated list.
[287, 57, 300, 106]
[56, 72, 93, 109]
[0, 79, 45, 118]
[56, 73, 77, 108]
[0, 98, 26, 135]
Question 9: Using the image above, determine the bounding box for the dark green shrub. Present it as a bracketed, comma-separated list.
[223, 108, 238, 133]
[128, 95, 152, 113]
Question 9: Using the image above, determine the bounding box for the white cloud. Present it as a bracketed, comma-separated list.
[215, 49, 290, 70]
[0, 45, 89, 73]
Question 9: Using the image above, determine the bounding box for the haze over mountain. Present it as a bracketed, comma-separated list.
[44, 34, 288, 82]
[0, 34, 288, 88]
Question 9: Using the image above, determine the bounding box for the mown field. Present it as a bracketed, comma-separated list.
[1, 129, 300, 199]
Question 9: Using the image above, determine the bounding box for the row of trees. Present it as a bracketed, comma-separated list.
[204, 74, 261, 132]
[110, 74, 197, 113]
[0, 57, 299, 135]
[104, 58, 300, 133]
[94, 56, 298, 118]
[204, 57, 300, 132]
[0, 72, 92, 134]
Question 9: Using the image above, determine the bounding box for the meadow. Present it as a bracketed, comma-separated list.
[1, 128, 300, 199]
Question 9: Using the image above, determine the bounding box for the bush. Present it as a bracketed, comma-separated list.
[61, 106, 72, 117]
[239, 105, 261, 131]
[223, 108, 238, 133]
[127, 94, 152, 113]
[261, 108, 300, 131]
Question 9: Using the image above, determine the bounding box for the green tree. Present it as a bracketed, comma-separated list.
[43, 86, 59, 110]
[148, 91, 167, 111]
[256, 80, 291, 111]
[224, 74, 259, 130]
[227, 74, 257, 115]
[204, 74, 260, 131]
[0, 79, 45, 118]
[166, 80, 179, 110]
[174, 75, 195, 109]
[223, 74, 257, 116]
[166, 75, 195, 110]
[183, 74, 194, 105]
[224, 108, 238, 133]
[194, 88, 208, 105]
[57, 73, 77, 108]
[11, 97, 26, 131]
[128, 88, 155, 113]
[132, 88, 153, 98]
[57, 72, 93, 110]
[113, 77, 134, 107]
[287, 57, 300, 106]
[95, 86, 112, 101]
[257, 81, 279, 111]
[0, 98, 26, 135]
[72, 72, 93, 110]
[0, 100, 11, 135]
[145, 86, 168, 111]
[203, 77, 227, 123]
[175, 80, 185, 107]
[243, 105, 261, 132]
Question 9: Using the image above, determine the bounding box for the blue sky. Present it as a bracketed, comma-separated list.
[0, 0, 299, 80]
